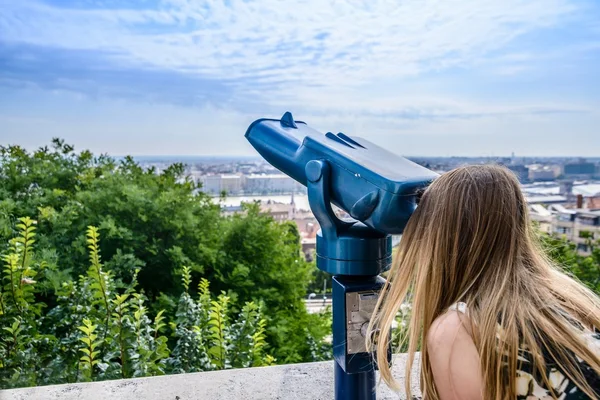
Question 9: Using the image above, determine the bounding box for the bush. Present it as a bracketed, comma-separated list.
[0, 220, 277, 388]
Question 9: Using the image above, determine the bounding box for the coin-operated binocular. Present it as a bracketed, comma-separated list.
[245, 112, 438, 400]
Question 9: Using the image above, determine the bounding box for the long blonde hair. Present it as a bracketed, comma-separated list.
[368, 164, 600, 399]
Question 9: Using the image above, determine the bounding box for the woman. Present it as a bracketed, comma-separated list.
[367, 165, 600, 399]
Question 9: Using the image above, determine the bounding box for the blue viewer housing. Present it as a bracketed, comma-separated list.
[245, 112, 438, 235]
[245, 112, 439, 276]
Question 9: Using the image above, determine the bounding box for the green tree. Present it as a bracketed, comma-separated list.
[0, 140, 222, 298]
[213, 203, 329, 362]
[0, 139, 331, 367]
[539, 233, 600, 293]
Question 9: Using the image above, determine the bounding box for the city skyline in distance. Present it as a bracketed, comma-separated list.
[1, 0, 599, 157]
[127, 155, 600, 161]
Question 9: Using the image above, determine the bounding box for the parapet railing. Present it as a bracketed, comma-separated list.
[0, 354, 421, 400]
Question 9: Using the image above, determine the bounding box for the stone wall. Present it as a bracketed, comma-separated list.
[0, 354, 421, 400]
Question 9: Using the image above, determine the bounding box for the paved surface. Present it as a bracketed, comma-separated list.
[0, 355, 421, 400]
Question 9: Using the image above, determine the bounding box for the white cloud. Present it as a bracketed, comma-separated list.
[0, 0, 585, 89]
[1, 0, 599, 156]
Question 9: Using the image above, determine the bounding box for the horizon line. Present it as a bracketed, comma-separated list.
[121, 154, 600, 159]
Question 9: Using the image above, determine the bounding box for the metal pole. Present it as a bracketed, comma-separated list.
[335, 361, 376, 400]
[331, 275, 387, 400]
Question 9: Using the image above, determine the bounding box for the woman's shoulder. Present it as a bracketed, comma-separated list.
[428, 305, 473, 349]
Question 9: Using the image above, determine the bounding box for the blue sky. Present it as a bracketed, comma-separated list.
[1, 0, 599, 157]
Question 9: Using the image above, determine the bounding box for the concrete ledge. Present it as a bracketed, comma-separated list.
[0, 354, 421, 400]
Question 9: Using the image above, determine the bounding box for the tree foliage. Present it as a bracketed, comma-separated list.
[0, 140, 331, 388]
[539, 232, 600, 292]
[0, 220, 275, 388]
[0, 139, 221, 297]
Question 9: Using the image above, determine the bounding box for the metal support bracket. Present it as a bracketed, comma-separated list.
[306, 159, 354, 240]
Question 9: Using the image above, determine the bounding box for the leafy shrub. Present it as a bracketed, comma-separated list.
[0, 219, 276, 389]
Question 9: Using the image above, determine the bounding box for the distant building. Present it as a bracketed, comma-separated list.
[507, 165, 529, 182]
[199, 174, 243, 195]
[301, 238, 316, 262]
[587, 197, 600, 211]
[528, 164, 559, 181]
[525, 195, 568, 205]
[259, 200, 293, 221]
[563, 159, 596, 179]
[528, 197, 600, 255]
[243, 174, 301, 194]
[559, 180, 574, 196]
[548, 205, 600, 255]
[557, 180, 577, 203]
[200, 175, 223, 195]
[528, 204, 553, 233]
[199, 172, 305, 196]
[221, 175, 243, 194]
[293, 212, 319, 237]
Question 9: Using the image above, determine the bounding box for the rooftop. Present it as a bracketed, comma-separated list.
[525, 195, 568, 204]
[521, 183, 600, 197]
[260, 202, 293, 213]
[576, 210, 600, 218]
[588, 197, 600, 210]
